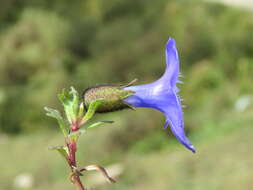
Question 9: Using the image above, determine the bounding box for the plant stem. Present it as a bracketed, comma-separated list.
[67, 140, 86, 190]
[73, 174, 86, 190]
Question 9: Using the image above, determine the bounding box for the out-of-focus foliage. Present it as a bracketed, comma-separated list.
[0, 9, 70, 133]
[0, 0, 252, 135]
[0, 0, 253, 189]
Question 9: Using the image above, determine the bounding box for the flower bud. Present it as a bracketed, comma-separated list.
[83, 85, 134, 113]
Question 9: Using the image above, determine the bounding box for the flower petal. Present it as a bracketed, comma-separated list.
[123, 38, 196, 153]
[163, 38, 180, 88]
[124, 87, 195, 153]
[162, 91, 196, 153]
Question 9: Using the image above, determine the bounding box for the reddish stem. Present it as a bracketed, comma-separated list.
[73, 175, 86, 190]
[68, 141, 77, 166]
[67, 138, 86, 190]
[71, 120, 80, 131]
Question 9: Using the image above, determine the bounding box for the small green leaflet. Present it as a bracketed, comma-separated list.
[86, 120, 114, 130]
[58, 87, 79, 123]
[48, 145, 69, 160]
[44, 107, 68, 136]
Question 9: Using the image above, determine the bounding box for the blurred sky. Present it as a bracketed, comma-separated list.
[211, 0, 253, 9]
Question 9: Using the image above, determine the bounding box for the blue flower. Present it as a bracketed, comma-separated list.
[123, 38, 196, 153]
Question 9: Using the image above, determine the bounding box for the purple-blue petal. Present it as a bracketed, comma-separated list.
[164, 38, 180, 88]
[123, 38, 196, 153]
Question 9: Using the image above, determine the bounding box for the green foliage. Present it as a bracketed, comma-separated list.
[44, 87, 114, 140]
[0, 0, 252, 155]
[86, 120, 114, 130]
[82, 100, 104, 122]
[58, 87, 79, 124]
[49, 145, 69, 161]
[0, 9, 70, 133]
[0, 1, 252, 189]
[44, 107, 68, 136]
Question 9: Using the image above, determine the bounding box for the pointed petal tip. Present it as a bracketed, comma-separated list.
[178, 139, 196, 153]
[188, 145, 197, 153]
[164, 120, 196, 153]
[179, 136, 196, 153]
[167, 37, 175, 42]
[164, 37, 180, 87]
[166, 37, 176, 48]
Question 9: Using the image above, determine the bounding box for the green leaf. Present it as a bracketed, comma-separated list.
[70, 86, 79, 116]
[49, 145, 69, 160]
[58, 87, 79, 123]
[44, 107, 68, 136]
[78, 102, 84, 119]
[86, 120, 114, 130]
[82, 99, 104, 123]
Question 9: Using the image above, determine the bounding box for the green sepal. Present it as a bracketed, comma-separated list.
[86, 120, 114, 130]
[58, 87, 79, 123]
[44, 107, 68, 136]
[119, 78, 138, 88]
[49, 145, 69, 160]
[119, 90, 135, 99]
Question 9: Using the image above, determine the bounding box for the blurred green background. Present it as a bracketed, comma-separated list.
[0, 0, 253, 189]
